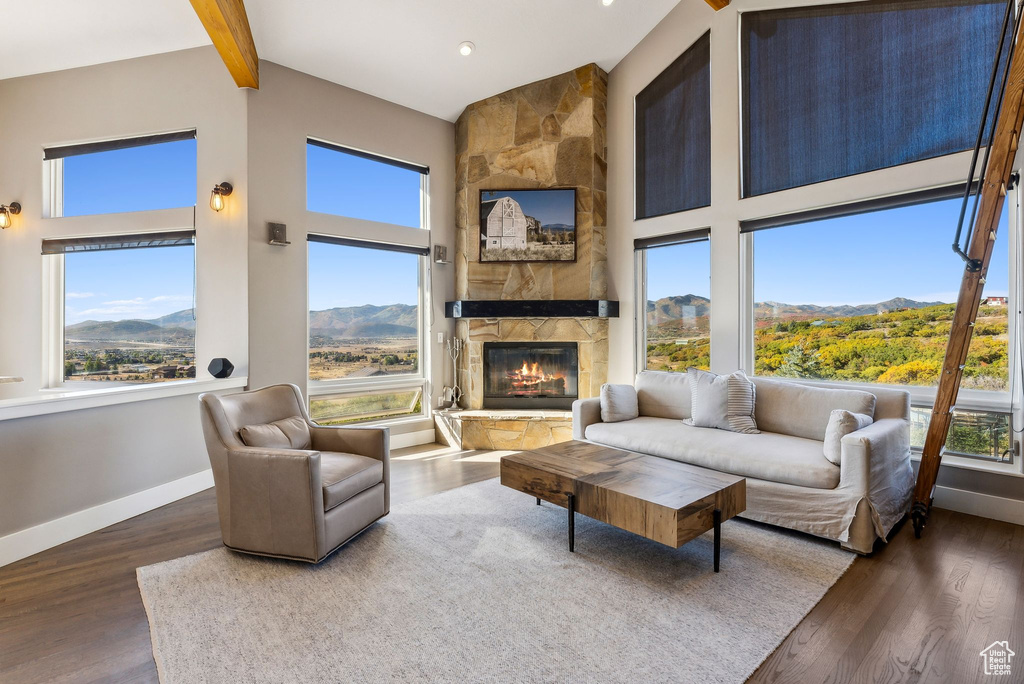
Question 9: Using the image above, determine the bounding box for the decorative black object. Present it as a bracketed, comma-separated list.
[479, 188, 576, 263]
[445, 300, 618, 319]
[208, 358, 234, 379]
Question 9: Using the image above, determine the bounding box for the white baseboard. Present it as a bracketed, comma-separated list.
[0, 469, 214, 568]
[391, 428, 438, 450]
[933, 485, 1024, 526]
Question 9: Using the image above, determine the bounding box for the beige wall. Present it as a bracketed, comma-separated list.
[0, 47, 249, 538]
[605, 0, 1024, 504]
[246, 62, 455, 435]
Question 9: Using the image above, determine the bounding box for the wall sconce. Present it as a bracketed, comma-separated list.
[209, 182, 233, 212]
[0, 202, 21, 230]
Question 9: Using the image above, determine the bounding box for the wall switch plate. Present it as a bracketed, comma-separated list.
[437, 332, 444, 344]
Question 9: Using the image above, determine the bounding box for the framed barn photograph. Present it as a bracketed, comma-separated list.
[479, 189, 577, 262]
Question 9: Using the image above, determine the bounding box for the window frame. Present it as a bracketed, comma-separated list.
[41, 131, 201, 392]
[306, 137, 430, 231]
[634, 228, 713, 376]
[304, 138, 433, 427]
[738, 181, 1021, 468]
[42, 232, 198, 390]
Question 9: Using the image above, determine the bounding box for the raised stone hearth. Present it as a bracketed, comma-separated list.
[434, 409, 573, 451]
[439, 63, 608, 450]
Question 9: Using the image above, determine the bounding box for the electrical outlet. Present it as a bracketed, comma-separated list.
[437, 332, 444, 344]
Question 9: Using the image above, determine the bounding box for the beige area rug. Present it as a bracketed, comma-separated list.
[137, 478, 855, 683]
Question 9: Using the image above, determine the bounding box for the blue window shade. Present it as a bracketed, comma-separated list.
[741, 0, 1009, 198]
[636, 31, 711, 219]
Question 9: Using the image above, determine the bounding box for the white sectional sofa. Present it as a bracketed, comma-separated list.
[572, 371, 915, 553]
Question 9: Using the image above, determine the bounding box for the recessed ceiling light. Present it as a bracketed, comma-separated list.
[459, 41, 475, 56]
[602, 0, 614, 5]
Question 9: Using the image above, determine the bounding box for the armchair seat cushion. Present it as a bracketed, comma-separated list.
[320, 452, 384, 512]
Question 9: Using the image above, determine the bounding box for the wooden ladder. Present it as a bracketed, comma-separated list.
[912, 5, 1024, 538]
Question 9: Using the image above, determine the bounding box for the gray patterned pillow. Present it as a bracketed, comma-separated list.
[684, 368, 759, 434]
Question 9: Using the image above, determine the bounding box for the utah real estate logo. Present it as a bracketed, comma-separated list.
[979, 641, 1015, 676]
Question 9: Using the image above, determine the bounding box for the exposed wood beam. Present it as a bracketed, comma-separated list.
[189, 0, 259, 89]
[705, 0, 730, 10]
[911, 15, 1024, 537]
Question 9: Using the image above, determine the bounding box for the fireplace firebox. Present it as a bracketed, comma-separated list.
[483, 342, 579, 409]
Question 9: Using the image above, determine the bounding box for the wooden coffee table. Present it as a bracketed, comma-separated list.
[500, 440, 746, 572]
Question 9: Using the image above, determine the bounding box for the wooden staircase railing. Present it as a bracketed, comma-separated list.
[911, 2, 1024, 538]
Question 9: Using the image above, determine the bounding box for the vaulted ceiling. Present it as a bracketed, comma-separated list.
[0, 0, 681, 121]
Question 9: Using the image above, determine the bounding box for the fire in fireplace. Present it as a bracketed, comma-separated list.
[483, 342, 579, 409]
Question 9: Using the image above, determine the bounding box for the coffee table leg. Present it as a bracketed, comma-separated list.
[713, 508, 722, 572]
[536, 497, 541, 506]
[568, 493, 575, 552]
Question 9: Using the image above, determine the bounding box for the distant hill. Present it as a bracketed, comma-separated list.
[645, 295, 946, 340]
[65, 313, 194, 343]
[150, 309, 196, 330]
[309, 303, 418, 339]
[753, 296, 945, 320]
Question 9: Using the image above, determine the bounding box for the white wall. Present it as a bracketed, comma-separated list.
[246, 61, 455, 436]
[605, 0, 1024, 505]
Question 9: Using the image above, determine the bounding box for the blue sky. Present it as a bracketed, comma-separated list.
[307, 144, 422, 228]
[647, 198, 1011, 306]
[308, 242, 418, 310]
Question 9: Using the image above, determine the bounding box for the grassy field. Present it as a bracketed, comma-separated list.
[308, 338, 418, 381]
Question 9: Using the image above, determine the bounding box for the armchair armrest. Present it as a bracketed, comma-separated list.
[573, 397, 603, 441]
[308, 425, 390, 512]
[222, 446, 325, 560]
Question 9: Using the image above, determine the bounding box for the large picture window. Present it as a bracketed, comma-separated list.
[43, 233, 197, 387]
[748, 195, 1010, 393]
[636, 230, 711, 372]
[307, 236, 427, 425]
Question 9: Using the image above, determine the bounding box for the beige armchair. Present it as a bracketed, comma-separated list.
[199, 383, 390, 563]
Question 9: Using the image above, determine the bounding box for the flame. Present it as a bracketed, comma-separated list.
[507, 360, 565, 390]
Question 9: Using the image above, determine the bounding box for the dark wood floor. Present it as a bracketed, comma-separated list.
[1, 444, 1020, 684]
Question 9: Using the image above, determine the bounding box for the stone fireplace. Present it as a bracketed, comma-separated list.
[435, 63, 609, 451]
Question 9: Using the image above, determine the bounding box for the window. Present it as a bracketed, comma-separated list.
[636, 230, 711, 372]
[45, 131, 197, 217]
[43, 232, 197, 387]
[307, 139, 427, 228]
[748, 194, 1010, 394]
[741, 0, 1009, 197]
[635, 31, 711, 219]
[911, 407, 1013, 464]
[307, 236, 427, 424]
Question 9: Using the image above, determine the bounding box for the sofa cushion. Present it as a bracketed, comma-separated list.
[751, 378, 876, 441]
[823, 410, 873, 465]
[238, 415, 312, 450]
[634, 370, 691, 420]
[685, 368, 759, 434]
[585, 417, 839, 489]
[320, 452, 384, 512]
[600, 384, 639, 423]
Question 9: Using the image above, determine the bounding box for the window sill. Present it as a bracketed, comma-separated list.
[910, 450, 1023, 478]
[0, 376, 247, 422]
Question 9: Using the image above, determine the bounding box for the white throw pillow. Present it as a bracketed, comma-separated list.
[823, 410, 873, 465]
[600, 384, 639, 423]
[684, 368, 759, 434]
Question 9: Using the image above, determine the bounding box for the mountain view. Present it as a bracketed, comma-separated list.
[646, 294, 1009, 392]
